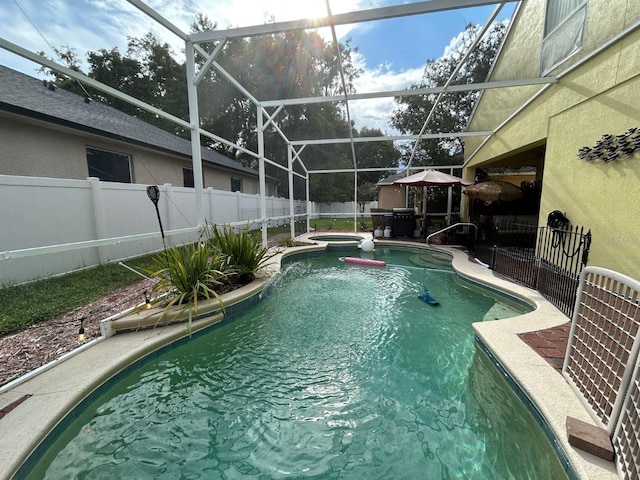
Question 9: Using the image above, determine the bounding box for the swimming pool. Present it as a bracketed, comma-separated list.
[20, 248, 569, 479]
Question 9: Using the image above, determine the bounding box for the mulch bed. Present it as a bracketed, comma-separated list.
[0, 278, 158, 387]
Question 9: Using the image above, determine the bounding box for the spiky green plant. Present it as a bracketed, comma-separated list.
[149, 242, 231, 333]
[208, 224, 276, 284]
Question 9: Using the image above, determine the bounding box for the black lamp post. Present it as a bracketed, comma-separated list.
[146, 185, 167, 251]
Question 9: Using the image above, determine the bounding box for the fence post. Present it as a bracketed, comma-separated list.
[88, 177, 107, 264]
[206, 187, 213, 225]
[270, 196, 275, 224]
[235, 191, 242, 225]
[163, 183, 173, 240]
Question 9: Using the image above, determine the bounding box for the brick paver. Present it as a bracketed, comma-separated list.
[518, 322, 571, 373]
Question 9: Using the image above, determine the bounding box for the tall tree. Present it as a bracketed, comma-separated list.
[355, 127, 400, 184]
[37, 46, 85, 95]
[190, 19, 364, 199]
[353, 127, 400, 201]
[390, 22, 507, 168]
[42, 37, 187, 133]
[85, 34, 187, 133]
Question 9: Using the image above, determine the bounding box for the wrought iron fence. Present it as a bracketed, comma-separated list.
[536, 225, 591, 316]
[294, 217, 308, 238]
[476, 220, 592, 317]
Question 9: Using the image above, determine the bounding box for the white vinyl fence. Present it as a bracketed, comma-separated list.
[0, 175, 308, 286]
[314, 201, 377, 217]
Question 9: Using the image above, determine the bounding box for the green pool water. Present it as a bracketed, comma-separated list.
[309, 234, 364, 242]
[23, 248, 569, 479]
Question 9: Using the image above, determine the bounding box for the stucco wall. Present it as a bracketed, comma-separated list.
[0, 115, 262, 193]
[377, 185, 406, 210]
[465, 1, 640, 279]
[542, 79, 640, 278]
[0, 117, 89, 179]
[466, 0, 640, 160]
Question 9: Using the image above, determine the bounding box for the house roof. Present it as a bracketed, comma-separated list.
[0, 65, 260, 178]
[376, 171, 409, 186]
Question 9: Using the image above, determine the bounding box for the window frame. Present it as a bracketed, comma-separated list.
[230, 177, 242, 193]
[183, 167, 194, 188]
[540, 0, 588, 75]
[86, 146, 132, 183]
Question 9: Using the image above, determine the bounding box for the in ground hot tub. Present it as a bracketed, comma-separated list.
[308, 234, 365, 242]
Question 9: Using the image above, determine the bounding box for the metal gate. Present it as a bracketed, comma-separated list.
[488, 223, 592, 317]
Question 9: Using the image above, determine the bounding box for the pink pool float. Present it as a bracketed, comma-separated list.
[343, 256, 386, 267]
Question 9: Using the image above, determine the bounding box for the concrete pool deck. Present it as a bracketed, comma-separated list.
[0, 239, 619, 479]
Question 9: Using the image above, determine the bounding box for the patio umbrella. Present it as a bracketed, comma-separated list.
[393, 170, 472, 236]
[464, 180, 523, 202]
[393, 169, 473, 188]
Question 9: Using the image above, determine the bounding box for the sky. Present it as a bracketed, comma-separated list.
[0, 0, 515, 134]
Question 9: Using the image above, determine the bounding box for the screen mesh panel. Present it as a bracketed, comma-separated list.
[614, 355, 640, 480]
[563, 267, 640, 434]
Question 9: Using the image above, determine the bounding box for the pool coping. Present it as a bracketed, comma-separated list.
[443, 244, 618, 480]
[0, 238, 618, 480]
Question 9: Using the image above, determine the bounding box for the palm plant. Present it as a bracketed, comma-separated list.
[207, 224, 276, 284]
[149, 242, 232, 333]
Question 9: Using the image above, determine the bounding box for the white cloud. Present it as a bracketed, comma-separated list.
[349, 53, 424, 133]
[442, 29, 468, 58]
[0, 0, 427, 134]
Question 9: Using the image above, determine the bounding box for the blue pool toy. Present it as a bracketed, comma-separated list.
[418, 286, 440, 306]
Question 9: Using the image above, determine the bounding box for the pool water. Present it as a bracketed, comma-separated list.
[24, 249, 568, 479]
[309, 234, 364, 242]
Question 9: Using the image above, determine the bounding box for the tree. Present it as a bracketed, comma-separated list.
[42, 37, 187, 134]
[213, 31, 361, 169]
[390, 22, 507, 168]
[37, 46, 86, 96]
[41, 14, 404, 203]
[189, 22, 364, 199]
[355, 127, 400, 185]
[85, 34, 187, 133]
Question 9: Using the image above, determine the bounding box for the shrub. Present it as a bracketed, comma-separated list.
[207, 224, 276, 284]
[149, 242, 231, 333]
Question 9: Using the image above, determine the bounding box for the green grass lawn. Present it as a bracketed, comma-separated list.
[0, 255, 158, 337]
[310, 217, 372, 231]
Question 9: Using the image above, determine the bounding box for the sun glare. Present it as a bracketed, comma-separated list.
[287, 0, 330, 20]
[269, 0, 360, 21]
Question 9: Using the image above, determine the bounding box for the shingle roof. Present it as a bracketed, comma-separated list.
[0, 65, 259, 177]
[376, 171, 409, 186]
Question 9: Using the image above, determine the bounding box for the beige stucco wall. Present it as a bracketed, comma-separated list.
[0, 117, 89, 179]
[465, 0, 640, 279]
[0, 115, 262, 194]
[377, 185, 406, 210]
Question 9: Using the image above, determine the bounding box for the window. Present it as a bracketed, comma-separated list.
[86, 147, 131, 183]
[230, 177, 242, 192]
[544, 0, 584, 36]
[541, 0, 587, 74]
[183, 168, 194, 188]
